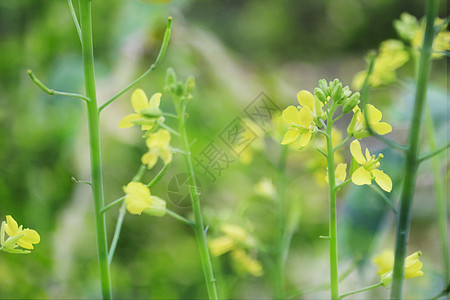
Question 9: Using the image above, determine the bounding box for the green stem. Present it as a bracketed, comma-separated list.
[98, 17, 172, 113]
[274, 146, 289, 299]
[147, 162, 171, 188]
[334, 178, 352, 191]
[79, 1, 112, 298]
[108, 201, 126, 265]
[176, 101, 218, 300]
[340, 282, 383, 299]
[166, 209, 195, 227]
[369, 185, 398, 215]
[390, 0, 439, 298]
[334, 135, 352, 152]
[27, 70, 89, 102]
[326, 103, 339, 300]
[425, 108, 449, 292]
[67, 0, 82, 43]
[418, 141, 450, 163]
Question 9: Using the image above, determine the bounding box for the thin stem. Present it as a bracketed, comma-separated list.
[157, 121, 180, 137]
[390, 0, 439, 298]
[424, 108, 448, 290]
[418, 141, 450, 163]
[147, 162, 171, 188]
[332, 112, 344, 123]
[369, 185, 398, 215]
[326, 103, 339, 300]
[340, 282, 383, 299]
[101, 196, 126, 214]
[67, 0, 82, 43]
[79, 0, 111, 298]
[176, 100, 218, 299]
[162, 112, 178, 119]
[334, 135, 352, 152]
[316, 148, 328, 158]
[28, 70, 89, 102]
[166, 209, 195, 227]
[274, 146, 289, 299]
[334, 178, 352, 191]
[108, 201, 126, 265]
[99, 17, 172, 113]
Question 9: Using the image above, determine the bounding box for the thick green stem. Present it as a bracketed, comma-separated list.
[326, 104, 339, 300]
[176, 102, 218, 299]
[274, 146, 289, 299]
[79, 0, 112, 298]
[390, 0, 438, 298]
[425, 108, 448, 293]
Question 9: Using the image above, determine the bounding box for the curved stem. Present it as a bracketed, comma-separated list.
[390, 0, 439, 298]
[99, 17, 172, 113]
[340, 282, 383, 299]
[166, 209, 195, 227]
[67, 0, 82, 43]
[176, 101, 218, 299]
[79, 0, 111, 298]
[28, 70, 89, 102]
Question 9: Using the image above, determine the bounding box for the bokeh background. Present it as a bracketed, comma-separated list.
[0, 0, 448, 298]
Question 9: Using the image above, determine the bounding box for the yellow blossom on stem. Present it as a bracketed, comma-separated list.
[123, 182, 166, 216]
[350, 140, 392, 192]
[118, 89, 163, 130]
[142, 129, 173, 169]
[373, 249, 423, 288]
[1, 215, 40, 254]
[231, 248, 263, 277]
[297, 90, 326, 123]
[347, 104, 392, 139]
[281, 103, 315, 147]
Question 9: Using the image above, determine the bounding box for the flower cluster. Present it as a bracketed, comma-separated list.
[1, 215, 40, 254]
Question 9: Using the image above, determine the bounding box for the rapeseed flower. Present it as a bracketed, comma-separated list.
[347, 104, 392, 139]
[1, 215, 40, 253]
[142, 129, 172, 169]
[123, 182, 166, 216]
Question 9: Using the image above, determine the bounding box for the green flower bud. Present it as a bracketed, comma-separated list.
[331, 82, 343, 102]
[342, 86, 352, 97]
[165, 68, 177, 86]
[314, 87, 327, 103]
[342, 92, 360, 113]
[318, 79, 329, 96]
[328, 78, 340, 95]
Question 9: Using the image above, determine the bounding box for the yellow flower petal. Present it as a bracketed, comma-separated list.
[350, 140, 366, 164]
[372, 122, 392, 135]
[404, 251, 423, 279]
[17, 229, 40, 250]
[118, 113, 141, 128]
[282, 106, 302, 125]
[335, 163, 347, 183]
[297, 130, 312, 148]
[281, 129, 300, 145]
[5, 215, 19, 237]
[298, 106, 313, 127]
[352, 166, 372, 185]
[124, 182, 152, 215]
[231, 249, 263, 277]
[366, 104, 383, 124]
[146, 129, 171, 149]
[297, 90, 315, 111]
[149, 92, 162, 109]
[209, 236, 234, 256]
[373, 249, 395, 276]
[159, 149, 173, 164]
[131, 89, 149, 113]
[372, 169, 393, 192]
[142, 152, 158, 169]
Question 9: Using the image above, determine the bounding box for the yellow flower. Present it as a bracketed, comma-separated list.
[297, 90, 326, 123]
[1, 215, 40, 253]
[408, 16, 450, 59]
[231, 248, 263, 277]
[347, 104, 392, 139]
[326, 163, 347, 185]
[373, 249, 423, 288]
[353, 40, 409, 89]
[118, 89, 163, 130]
[350, 140, 392, 192]
[281, 99, 315, 147]
[142, 129, 173, 169]
[123, 182, 166, 216]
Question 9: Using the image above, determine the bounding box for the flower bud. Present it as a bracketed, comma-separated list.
[342, 86, 352, 97]
[331, 82, 343, 102]
[342, 92, 360, 113]
[184, 76, 195, 94]
[314, 87, 327, 103]
[328, 78, 340, 95]
[318, 79, 329, 96]
[165, 68, 176, 86]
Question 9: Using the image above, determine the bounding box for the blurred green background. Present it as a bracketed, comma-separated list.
[0, 0, 448, 298]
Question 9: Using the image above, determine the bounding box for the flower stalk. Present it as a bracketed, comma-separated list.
[79, 0, 112, 298]
[390, 0, 439, 298]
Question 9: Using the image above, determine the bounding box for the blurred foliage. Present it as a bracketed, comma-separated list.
[0, 0, 448, 298]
